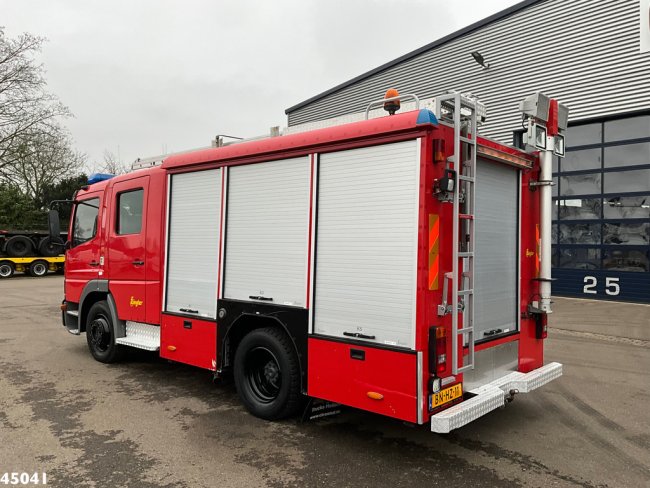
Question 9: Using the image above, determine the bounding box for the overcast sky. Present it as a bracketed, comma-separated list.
[2, 0, 521, 170]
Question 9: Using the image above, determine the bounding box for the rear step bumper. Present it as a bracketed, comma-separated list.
[431, 362, 563, 433]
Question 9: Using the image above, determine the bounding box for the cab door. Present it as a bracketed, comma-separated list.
[65, 193, 103, 305]
[107, 176, 149, 323]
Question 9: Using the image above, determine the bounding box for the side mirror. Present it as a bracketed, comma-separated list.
[48, 209, 61, 240]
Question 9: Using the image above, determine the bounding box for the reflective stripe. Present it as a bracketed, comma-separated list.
[535, 224, 541, 278]
[429, 214, 440, 290]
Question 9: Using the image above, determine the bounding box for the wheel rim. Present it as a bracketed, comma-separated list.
[0, 265, 12, 277]
[13, 241, 27, 253]
[88, 316, 111, 353]
[32, 263, 47, 275]
[245, 346, 282, 403]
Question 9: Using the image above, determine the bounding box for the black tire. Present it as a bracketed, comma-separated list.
[234, 327, 303, 420]
[85, 301, 124, 363]
[0, 261, 14, 278]
[28, 260, 48, 277]
[38, 237, 64, 257]
[5, 236, 34, 257]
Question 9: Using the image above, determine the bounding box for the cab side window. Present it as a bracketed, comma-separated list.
[116, 189, 143, 235]
[72, 198, 100, 247]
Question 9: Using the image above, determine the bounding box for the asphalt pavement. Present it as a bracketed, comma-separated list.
[1, 275, 649, 487]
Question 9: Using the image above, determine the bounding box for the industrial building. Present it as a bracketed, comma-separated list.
[285, 0, 650, 302]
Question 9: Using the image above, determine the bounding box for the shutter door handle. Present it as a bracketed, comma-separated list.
[249, 296, 273, 301]
[343, 332, 376, 340]
[483, 328, 503, 337]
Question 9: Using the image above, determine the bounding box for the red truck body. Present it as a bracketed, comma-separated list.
[61, 105, 560, 431]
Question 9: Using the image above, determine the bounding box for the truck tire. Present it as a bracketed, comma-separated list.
[0, 261, 14, 278]
[233, 327, 302, 420]
[5, 236, 34, 257]
[86, 301, 125, 363]
[28, 260, 48, 277]
[38, 237, 64, 257]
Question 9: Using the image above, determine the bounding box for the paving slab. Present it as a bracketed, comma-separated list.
[551, 296, 650, 341]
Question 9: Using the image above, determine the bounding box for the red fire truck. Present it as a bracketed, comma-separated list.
[53, 91, 565, 432]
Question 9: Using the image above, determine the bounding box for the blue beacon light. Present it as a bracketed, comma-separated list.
[87, 173, 115, 185]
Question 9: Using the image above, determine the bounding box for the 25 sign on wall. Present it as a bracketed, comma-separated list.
[583, 276, 620, 296]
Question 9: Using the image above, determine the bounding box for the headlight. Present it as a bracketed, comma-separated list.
[534, 124, 547, 150]
[553, 134, 566, 157]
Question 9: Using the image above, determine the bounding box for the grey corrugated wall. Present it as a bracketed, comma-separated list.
[287, 0, 650, 142]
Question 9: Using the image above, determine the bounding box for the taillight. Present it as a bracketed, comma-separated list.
[428, 325, 447, 375]
[436, 331, 447, 373]
[535, 313, 548, 339]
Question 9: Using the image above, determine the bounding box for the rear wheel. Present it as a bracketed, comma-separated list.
[86, 301, 124, 363]
[5, 236, 34, 257]
[28, 260, 48, 277]
[0, 261, 14, 278]
[234, 327, 302, 420]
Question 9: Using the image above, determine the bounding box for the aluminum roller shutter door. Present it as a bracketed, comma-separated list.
[224, 157, 310, 307]
[165, 169, 221, 319]
[313, 140, 420, 349]
[474, 159, 519, 340]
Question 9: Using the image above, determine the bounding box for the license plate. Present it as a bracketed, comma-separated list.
[429, 383, 463, 411]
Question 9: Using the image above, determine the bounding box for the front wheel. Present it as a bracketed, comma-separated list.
[85, 301, 124, 363]
[234, 327, 302, 420]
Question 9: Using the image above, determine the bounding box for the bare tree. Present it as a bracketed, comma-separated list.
[4, 124, 85, 203]
[0, 27, 71, 178]
[101, 149, 129, 175]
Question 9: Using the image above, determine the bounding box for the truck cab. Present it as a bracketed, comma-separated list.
[62, 171, 163, 337]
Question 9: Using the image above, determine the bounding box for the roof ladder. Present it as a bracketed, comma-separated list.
[435, 92, 480, 375]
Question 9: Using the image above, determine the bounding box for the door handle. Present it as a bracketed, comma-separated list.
[132, 260, 144, 266]
[89, 261, 99, 267]
[350, 348, 366, 360]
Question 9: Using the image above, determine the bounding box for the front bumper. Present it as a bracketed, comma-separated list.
[431, 362, 563, 433]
